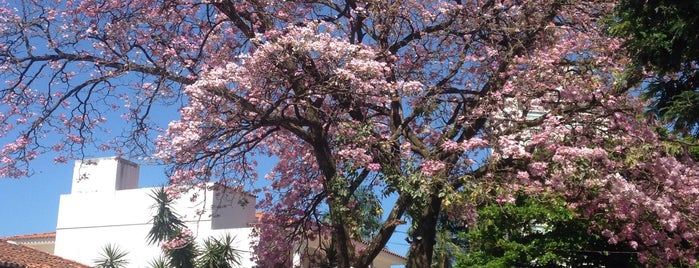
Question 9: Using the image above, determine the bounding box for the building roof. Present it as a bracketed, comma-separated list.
[352, 240, 407, 261]
[0, 240, 88, 268]
[2, 232, 55, 241]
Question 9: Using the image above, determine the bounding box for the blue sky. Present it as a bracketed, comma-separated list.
[0, 159, 74, 237]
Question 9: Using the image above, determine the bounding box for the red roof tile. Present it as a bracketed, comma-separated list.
[0, 240, 88, 268]
[2, 232, 55, 241]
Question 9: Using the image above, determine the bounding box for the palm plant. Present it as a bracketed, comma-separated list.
[148, 256, 168, 268]
[93, 244, 129, 268]
[148, 187, 246, 268]
[147, 187, 197, 268]
[349, 185, 383, 241]
[168, 235, 199, 268]
[198, 234, 243, 268]
[147, 187, 187, 244]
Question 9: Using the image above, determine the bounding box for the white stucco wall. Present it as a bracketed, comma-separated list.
[71, 157, 140, 193]
[55, 157, 258, 267]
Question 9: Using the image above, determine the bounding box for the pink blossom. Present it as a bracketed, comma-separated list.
[160, 228, 193, 251]
[367, 163, 381, 171]
[420, 160, 446, 177]
[440, 140, 461, 152]
[630, 241, 638, 250]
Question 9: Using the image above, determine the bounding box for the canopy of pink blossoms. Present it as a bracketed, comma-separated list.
[1, 0, 697, 266]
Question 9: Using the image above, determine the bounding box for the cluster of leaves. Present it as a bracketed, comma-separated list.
[431, 212, 469, 268]
[458, 194, 641, 268]
[96, 235, 242, 268]
[339, 185, 383, 242]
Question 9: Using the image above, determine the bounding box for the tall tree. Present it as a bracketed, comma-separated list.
[611, 0, 699, 138]
[1, 1, 698, 267]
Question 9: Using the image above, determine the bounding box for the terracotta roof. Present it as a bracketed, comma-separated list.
[0, 240, 88, 268]
[352, 240, 407, 261]
[2, 232, 55, 241]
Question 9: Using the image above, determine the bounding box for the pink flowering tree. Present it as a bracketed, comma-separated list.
[2, 0, 698, 267]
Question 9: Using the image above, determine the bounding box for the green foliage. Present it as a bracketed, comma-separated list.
[148, 187, 247, 268]
[457, 195, 641, 268]
[658, 89, 699, 135]
[93, 244, 130, 268]
[611, 0, 699, 72]
[348, 185, 383, 241]
[147, 187, 187, 245]
[656, 126, 699, 160]
[610, 0, 699, 138]
[198, 234, 243, 268]
[644, 69, 699, 137]
[320, 182, 383, 242]
[148, 256, 169, 268]
[168, 240, 199, 268]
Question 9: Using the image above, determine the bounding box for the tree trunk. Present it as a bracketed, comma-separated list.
[328, 197, 354, 268]
[405, 192, 442, 268]
[310, 136, 354, 268]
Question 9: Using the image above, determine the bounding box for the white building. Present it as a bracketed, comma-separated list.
[54, 157, 258, 267]
[11, 156, 405, 267]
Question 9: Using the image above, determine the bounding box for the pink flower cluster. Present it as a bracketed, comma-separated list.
[160, 228, 193, 252]
[336, 148, 373, 168]
[420, 160, 446, 177]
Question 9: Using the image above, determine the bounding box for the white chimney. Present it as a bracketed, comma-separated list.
[70, 157, 140, 193]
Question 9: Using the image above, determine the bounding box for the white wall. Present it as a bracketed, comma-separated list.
[71, 157, 140, 193]
[55, 158, 258, 267]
